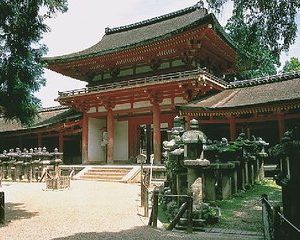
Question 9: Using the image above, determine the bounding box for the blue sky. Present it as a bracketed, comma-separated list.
[37, 0, 300, 107]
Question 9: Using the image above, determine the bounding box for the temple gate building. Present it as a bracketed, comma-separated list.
[45, 3, 236, 164]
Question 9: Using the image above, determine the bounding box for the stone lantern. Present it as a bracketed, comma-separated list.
[182, 119, 208, 164]
[7, 149, 18, 181]
[182, 119, 210, 203]
[0, 151, 9, 180]
[163, 117, 185, 194]
[50, 148, 63, 178]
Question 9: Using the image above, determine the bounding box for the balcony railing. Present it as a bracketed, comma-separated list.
[58, 69, 228, 98]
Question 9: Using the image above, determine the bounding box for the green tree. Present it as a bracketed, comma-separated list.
[0, 0, 68, 125]
[283, 57, 300, 73]
[207, 0, 300, 79]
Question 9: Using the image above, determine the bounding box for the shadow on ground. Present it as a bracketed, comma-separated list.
[0, 202, 38, 227]
[51, 226, 261, 240]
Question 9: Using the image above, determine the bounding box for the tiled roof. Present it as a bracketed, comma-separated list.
[0, 106, 81, 134]
[45, 4, 236, 63]
[228, 71, 300, 88]
[178, 74, 300, 111]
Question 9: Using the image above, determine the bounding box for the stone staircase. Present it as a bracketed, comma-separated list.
[76, 166, 139, 182]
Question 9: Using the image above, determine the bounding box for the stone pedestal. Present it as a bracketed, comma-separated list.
[254, 159, 259, 182]
[244, 161, 249, 186]
[230, 161, 239, 194]
[221, 171, 232, 200]
[191, 177, 203, 205]
[249, 161, 255, 185]
[204, 173, 216, 201]
[237, 163, 245, 190]
[259, 159, 265, 180]
[187, 168, 199, 188]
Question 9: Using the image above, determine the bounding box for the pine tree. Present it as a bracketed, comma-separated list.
[207, 0, 300, 79]
[0, 0, 68, 125]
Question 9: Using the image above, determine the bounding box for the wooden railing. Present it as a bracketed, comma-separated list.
[262, 194, 300, 240]
[58, 69, 228, 98]
[148, 191, 193, 233]
[46, 176, 70, 190]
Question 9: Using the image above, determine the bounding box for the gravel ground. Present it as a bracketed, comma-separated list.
[0, 181, 262, 240]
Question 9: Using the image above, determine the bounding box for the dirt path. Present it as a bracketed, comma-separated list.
[0, 181, 262, 240]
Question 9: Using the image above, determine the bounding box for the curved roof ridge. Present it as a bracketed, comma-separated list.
[105, 3, 204, 35]
[229, 70, 300, 89]
[38, 105, 69, 113]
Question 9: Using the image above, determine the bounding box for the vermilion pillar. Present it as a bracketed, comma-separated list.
[82, 112, 89, 163]
[153, 102, 161, 164]
[229, 117, 236, 141]
[107, 107, 114, 164]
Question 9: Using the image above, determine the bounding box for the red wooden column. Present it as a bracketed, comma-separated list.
[277, 112, 285, 140]
[152, 102, 161, 164]
[107, 107, 114, 164]
[229, 117, 237, 141]
[128, 119, 137, 159]
[58, 133, 64, 153]
[82, 112, 89, 163]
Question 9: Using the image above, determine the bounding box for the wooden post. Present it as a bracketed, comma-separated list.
[107, 107, 114, 164]
[152, 190, 159, 228]
[144, 189, 149, 217]
[186, 196, 193, 233]
[0, 192, 4, 224]
[128, 120, 135, 159]
[140, 162, 144, 207]
[166, 202, 188, 231]
[82, 112, 89, 163]
[146, 124, 151, 164]
[274, 206, 281, 240]
[153, 103, 161, 164]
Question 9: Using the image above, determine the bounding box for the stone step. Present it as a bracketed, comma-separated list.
[79, 166, 133, 182]
[88, 169, 130, 174]
[85, 171, 128, 175]
[81, 175, 123, 180]
[79, 177, 121, 182]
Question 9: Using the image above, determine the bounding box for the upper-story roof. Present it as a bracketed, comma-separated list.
[45, 3, 236, 64]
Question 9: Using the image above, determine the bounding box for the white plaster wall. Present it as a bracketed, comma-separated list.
[114, 103, 131, 111]
[98, 106, 106, 112]
[174, 97, 187, 104]
[113, 120, 128, 161]
[133, 100, 151, 108]
[87, 107, 96, 113]
[88, 118, 106, 162]
[161, 98, 171, 106]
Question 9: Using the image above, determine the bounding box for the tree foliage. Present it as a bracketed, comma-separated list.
[283, 57, 300, 73]
[0, 0, 67, 125]
[207, 0, 300, 79]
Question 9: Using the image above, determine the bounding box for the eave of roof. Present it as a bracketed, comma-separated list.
[0, 106, 81, 134]
[177, 72, 300, 113]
